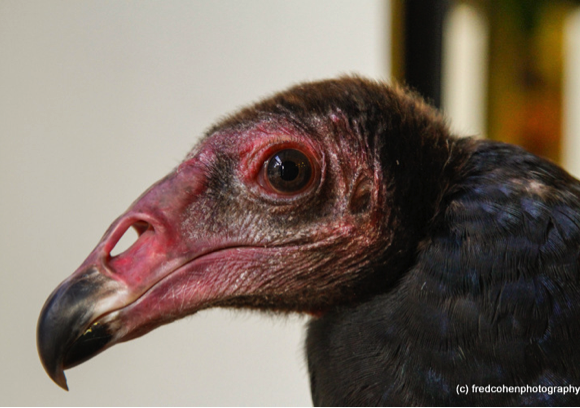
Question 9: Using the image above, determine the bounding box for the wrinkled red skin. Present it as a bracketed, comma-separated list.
[73, 116, 387, 344]
[38, 77, 458, 391]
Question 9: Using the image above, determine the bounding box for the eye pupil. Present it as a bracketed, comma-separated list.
[266, 149, 313, 193]
[280, 161, 299, 181]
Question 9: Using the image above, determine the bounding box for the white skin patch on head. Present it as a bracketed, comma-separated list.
[509, 178, 552, 198]
[526, 180, 549, 196]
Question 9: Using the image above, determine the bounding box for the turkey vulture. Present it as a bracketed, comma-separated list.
[38, 77, 580, 405]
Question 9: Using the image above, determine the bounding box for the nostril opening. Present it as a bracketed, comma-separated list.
[110, 221, 152, 258]
[133, 220, 151, 236]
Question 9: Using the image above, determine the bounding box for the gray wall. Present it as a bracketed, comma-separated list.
[0, 1, 389, 405]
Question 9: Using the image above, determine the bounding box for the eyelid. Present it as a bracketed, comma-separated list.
[241, 139, 324, 203]
[241, 139, 295, 180]
[243, 139, 314, 182]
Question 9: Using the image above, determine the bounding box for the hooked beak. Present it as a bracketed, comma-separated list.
[36, 268, 124, 390]
[37, 165, 219, 390]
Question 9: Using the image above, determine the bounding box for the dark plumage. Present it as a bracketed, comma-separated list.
[38, 77, 580, 405]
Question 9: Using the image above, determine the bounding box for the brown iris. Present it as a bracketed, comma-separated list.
[266, 149, 313, 193]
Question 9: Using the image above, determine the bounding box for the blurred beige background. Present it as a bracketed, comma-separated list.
[3, 1, 580, 406]
[0, 1, 389, 405]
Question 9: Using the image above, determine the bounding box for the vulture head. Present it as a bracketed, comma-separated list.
[38, 77, 580, 405]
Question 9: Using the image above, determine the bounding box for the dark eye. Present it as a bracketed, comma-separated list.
[266, 149, 313, 193]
